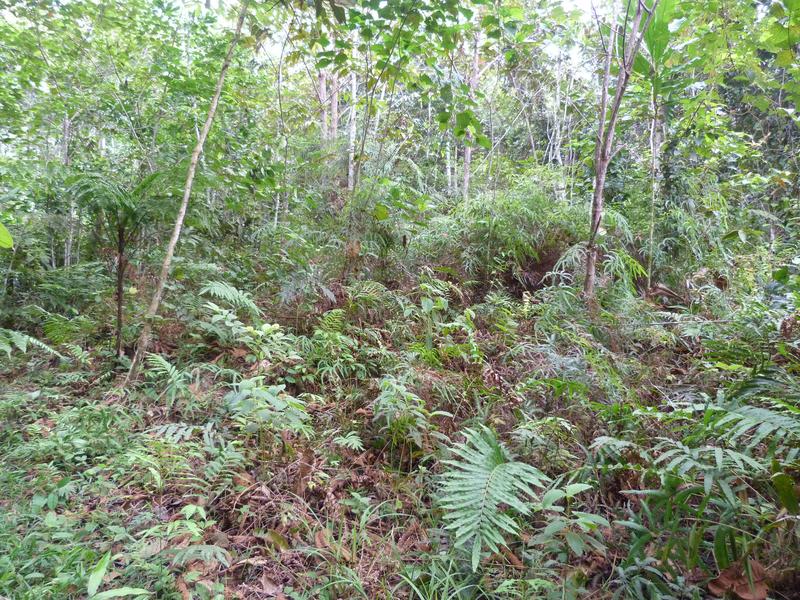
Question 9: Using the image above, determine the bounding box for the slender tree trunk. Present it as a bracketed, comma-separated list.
[445, 139, 453, 195]
[2, 244, 17, 297]
[319, 71, 329, 144]
[646, 89, 660, 288]
[126, 1, 248, 384]
[462, 29, 481, 203]
[584, 0, 658, 298]
[115, 224, 126, 359]
[330, 71, 339, 141]
[372, 82, 387, 135]
[347, 72, 358, 191]
[62, 116, 75, 267]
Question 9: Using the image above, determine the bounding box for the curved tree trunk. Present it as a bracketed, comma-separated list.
[125, 1, 249, 384]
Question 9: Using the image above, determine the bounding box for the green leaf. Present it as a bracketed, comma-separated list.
[776, 49, 795, 67]
[772, 472, 799, 514]
[88, 552, 111, 596]
[565, 531, 585, 556]
[0, 222, 12, 249]
[373, 203, 389, 220]
[541, 489, 566, 509]
[564, 483, 592, 498]
[713, 526, 730, 569]
[475, 133, 491, 149]
[93, 589, 151, 599]
[328, 0, 346, 24]
[773, 266, 790, 283]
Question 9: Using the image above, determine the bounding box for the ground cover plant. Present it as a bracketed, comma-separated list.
[1, 0, 800, 598]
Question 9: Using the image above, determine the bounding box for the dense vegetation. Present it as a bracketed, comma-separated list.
[1, 0, 800, 598]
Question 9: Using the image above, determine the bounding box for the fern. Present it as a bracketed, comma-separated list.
[171, 544, 231, 568]
[0, 328, 63, 359]
[332, 431, 365, 451]
[318, 308, 346, 333]
[41, 313, 93, 345]
[438, 426, 549, 570]
[200, 280, 260, 317]
[150, 422, 213, 444]
[145, 353, 192, 407]
[202, 441, 246, 501]
[713, 404, 800, 450]
[63, 344, 90, 366]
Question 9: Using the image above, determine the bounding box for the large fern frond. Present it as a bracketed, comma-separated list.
[438, 426, 549, 570]
[200, 281, 260, 317]
[0, 328, 63, 359]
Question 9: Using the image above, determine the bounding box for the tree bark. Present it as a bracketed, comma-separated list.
[329, 71, 339, 141]
[62, 115, 75, 267]
[584, 0, 658, 297]
[115, 223, 126, 359]
[462, 29, 481, 203]
[445, 138, 453, 195]
[126, 1, 248, 383]
[347, 72, 358, 191]
[319, 71, 329, 143]
[646, 88, 661, 288]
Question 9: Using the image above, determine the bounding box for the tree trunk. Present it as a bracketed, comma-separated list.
[646, 89, 661, 288]
[347, 72, 358, 191]
[329, 71, 339, 141]
[62, 116, 75, 267]
[319, 71, 329, 144]
[445, 139, 453, 195]
[126, 0, 248, 384]
[584, 0, 658, 298]
[462, 29, 481, 203]
[115, 224, 126, 359]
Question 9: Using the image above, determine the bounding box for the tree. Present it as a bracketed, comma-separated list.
[584, 0, 659, 298]
[71, 175, 156, 358]
[125, 1, 250, 383]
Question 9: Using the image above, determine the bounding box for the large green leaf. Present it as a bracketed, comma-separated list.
[643, 0, 677, 70]
[0, 221, 12, 248]
[87, 552, 111, 596]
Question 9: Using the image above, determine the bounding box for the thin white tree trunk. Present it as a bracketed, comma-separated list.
[347, 72, 358, 191]
[462, 29, 481, 202]
[126, 1, 248, 383]
[585, 0, 658, 298]
[330, 71, 339, 141]
[646, 89, 660, 288]
[372, 83, 387, 138]
[319, 71, 329, 144]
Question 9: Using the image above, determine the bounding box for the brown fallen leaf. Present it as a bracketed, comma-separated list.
[261, 574, 283, 596]
[314, 529, 330, 551]
[295, 448, 314, 496]
[708, 560, 769, 600]
[499, 545, 525, 570]
[176, 576, 191, 600]
[313, 528, 352, 562]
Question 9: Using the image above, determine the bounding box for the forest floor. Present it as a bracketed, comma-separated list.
[1, 276, 799, 599]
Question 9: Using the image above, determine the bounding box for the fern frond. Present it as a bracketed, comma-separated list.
[318, 308, 346, 333]
[0, 328, 63, 359]
[714, 403, 800, 447]
[145, 353, 182, 385]
[438, 426, 549, 570]
[200, 281, 260, 317]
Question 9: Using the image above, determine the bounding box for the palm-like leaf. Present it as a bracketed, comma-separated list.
[438, 426, 549, 570]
